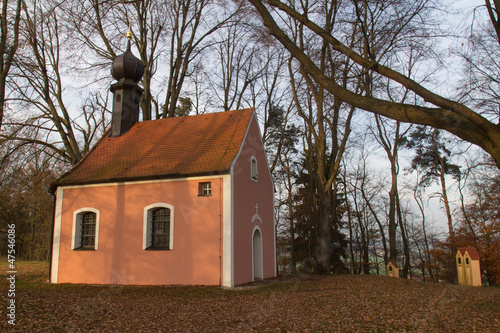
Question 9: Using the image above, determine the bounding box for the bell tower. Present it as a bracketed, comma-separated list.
[109, 26, 144, 137]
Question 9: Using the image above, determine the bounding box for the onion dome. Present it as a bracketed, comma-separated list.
[111, 39, 144, 83]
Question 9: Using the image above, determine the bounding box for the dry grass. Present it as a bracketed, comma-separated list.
[0, 260, 499, 332]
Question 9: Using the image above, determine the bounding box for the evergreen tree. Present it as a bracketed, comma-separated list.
[292, 151, 348, 274]
[406, 126, 460, 240]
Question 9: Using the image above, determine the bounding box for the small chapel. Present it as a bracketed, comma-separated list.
[456, 247, 481, 287]
[49, 32, 275, 288]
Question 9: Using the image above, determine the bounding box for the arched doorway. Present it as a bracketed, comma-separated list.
[253, 228, 263, 280]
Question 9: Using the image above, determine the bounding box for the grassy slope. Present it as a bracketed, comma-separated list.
[0, 261, 498, 332]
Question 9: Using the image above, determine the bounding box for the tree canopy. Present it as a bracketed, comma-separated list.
[248, 0, 500, 168]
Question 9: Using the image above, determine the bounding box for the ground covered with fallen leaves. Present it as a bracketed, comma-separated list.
[1, 261, 499, 332]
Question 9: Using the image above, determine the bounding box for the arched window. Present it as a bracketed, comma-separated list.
[151, 208, 170, 248]
[143, 203, 174, 250]
[72, 208, 100, 250]
[251, 156, 258, 182]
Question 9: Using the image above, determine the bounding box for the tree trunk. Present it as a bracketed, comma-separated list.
[432, 130, 455, 241]
[396, 190, 410, 278]
[388, 179, 398, 261]
[317, 190, 333, 274]
[0, 84, 4, 132]
[440, 171, 455, 240]
[0, 0, 22, 132]
[373, 241, 380, 275]
[347, 201, 356, 274]
[286, 164, 296, 275]
[414, 186, 434, 281]
[362, 187, 388, 265]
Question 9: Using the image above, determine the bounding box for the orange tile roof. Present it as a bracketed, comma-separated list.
[388, 260, 399, 268]
[56, 108, 254, 186]
[457, 247, 480, 260]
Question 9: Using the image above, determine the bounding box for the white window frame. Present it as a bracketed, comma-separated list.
[251, 156, 258, 182]
[72, 207, 100, 250]
[143, 203, 174, 250]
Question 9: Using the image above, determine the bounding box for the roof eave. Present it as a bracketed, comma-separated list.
[50, 170, 231, 191]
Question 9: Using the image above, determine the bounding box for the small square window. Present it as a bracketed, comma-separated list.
[466, 258, 469, 265]
[199, 182, 211, 196]
[458, 258, 462, 265]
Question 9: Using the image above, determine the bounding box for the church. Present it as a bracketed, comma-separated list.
[49, 34, 275, 287]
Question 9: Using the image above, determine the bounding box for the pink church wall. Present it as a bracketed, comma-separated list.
[232, 114, 275, 286]
[55, 177, 224, 285]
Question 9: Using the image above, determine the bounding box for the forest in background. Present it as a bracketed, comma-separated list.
[0, 0, 499, 285]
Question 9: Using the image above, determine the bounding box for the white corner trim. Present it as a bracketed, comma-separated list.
[273, 211, 277, 277]
[51, 188, 63, 283]
[229, 111, 254, 171]
[143, 203, 175, 250]
[222, 173, 233, 287]
[72, 207, 101, 250]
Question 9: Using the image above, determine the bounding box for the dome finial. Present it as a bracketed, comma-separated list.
[126, 14, 133, 40]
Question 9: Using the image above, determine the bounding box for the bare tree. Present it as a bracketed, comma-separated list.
[269, 107, 300, 274]
[285, 0, 356, 272]
[456, 1, 500, 131]
[248, 0, 500, 168]
[371, 117, 412, 277]
[406, 126, 461, 241]
[210, 20, 264, 111]
[347, 166, 374, 275]
[454, 156, 500, 285]
[486, 0, 500, 46]
[0, 130, 61, 260]
[0, 0, 21, 131]
[412, 173, 434, 281]
[64, 0, 239, 120]
[3, 0, 109, 165]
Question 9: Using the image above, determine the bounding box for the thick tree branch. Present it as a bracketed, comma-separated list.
[248, 0, 500, 168]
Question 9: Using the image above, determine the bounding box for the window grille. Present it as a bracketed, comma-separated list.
[81, 212, 96, 249]
[151, 208, 170, 248]
[199, 182, 211, 196]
